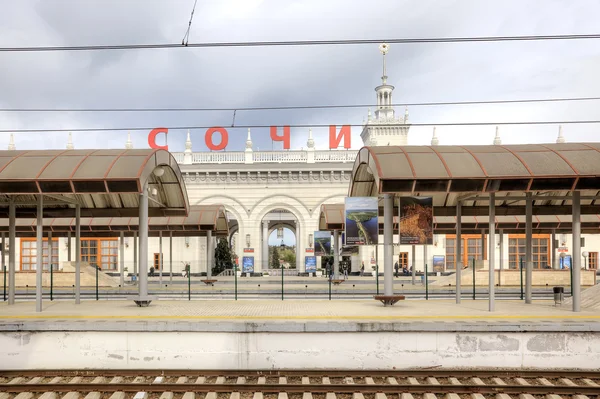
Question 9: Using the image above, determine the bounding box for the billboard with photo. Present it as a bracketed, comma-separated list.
[313, 231, 332, 256]
[400, 196, 433, 245]
[305, 256, 317, 273]
[432, 255, 445, 272]
[345, 197, 379, 245]
[242, 256, 254, 273]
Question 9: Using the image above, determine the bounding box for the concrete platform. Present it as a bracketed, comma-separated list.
[2, 300, 600, 370]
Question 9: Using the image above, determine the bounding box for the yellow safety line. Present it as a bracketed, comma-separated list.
[1, 314, 600, 320]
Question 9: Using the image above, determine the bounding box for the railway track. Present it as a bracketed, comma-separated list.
[1, 370, 599, 398]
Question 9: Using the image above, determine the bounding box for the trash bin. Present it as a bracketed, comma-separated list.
[553, 286, 564, 306]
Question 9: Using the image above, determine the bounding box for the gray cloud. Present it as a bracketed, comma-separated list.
[0, 0, 599, 152]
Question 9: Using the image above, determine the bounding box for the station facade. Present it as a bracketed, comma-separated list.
[4, 69, 599, 278]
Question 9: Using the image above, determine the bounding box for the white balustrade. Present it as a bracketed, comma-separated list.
[171, 150, 359, 164]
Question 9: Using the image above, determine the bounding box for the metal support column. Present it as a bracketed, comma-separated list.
[383, 193, 393, 296]
[456, 201, 462, 304]
[411, 245, 416, 285]
[333, 230, 339, 280]
[572, 191, 581, 312]
[551, 229, 558, 269]
[159, 231, 163, 286]
[1, 232, 4, 301]
[499, 229, 504, 286]
[488, 192, 496, 312]
[169, 231, 173, 285]
[67, 231, 71, 262]
[137, 181, 150, 302]
[207, 230, 213, 279]
[36, 195, 43, 312]
[8, 199, 16, 305]
[133, 231, 137, 279]
[119, 232, 125, 288]
[75, 204, 81, 304]
[525, 192, 533, 304]
[481, 229, 486, 262]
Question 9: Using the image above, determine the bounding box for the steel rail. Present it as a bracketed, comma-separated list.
[2, 370, 600, 378]
[1, 383, 599, 395]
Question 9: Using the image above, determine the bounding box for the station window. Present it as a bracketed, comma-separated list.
[397, 252, 408, 268]
[508, 235, 550, 269]
[153, 253, 162, 270]
[589, 252, 598, 270]
[445, 235, 484, 269]
[20, 238, 59, 271]
[80, 238, 118, 270]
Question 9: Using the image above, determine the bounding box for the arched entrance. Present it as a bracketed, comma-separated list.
[260, 209, 300, 274]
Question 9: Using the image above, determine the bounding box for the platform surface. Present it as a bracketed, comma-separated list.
[1, 299, 600, 332]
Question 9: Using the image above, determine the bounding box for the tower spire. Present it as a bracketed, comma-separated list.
[245, 128, 253, 150]
[493, 126, 502, 145]
[556, 125, 565, 144]
[307, 128, 315, 148]
[7, 133, 15, 151]
[379, 43, 389, 84]
[125, 131, 133, 149]
[430, 127, 439, 146]
[66, 132, 74, 150]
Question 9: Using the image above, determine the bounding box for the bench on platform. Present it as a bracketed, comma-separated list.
[374, 295, 405, 306]
[201, 279, 218, 285]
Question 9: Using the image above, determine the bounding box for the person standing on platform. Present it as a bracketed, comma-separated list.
[394, 261, 399, 278]
[361, 262, 365, 276]
[343, 264, 349, 280]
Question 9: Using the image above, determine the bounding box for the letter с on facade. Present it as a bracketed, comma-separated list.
[147, 125, 352, 150]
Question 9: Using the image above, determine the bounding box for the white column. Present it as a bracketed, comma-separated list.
[262, 221, 269, 272]
[75, 204, 81, 304]
[119, 232, 125, 288]
[383, 193, 393, 296]
[137, 181, 149, 300]
[456, 201, 462, 303]
[207, 230, 212, 278]
[525, 192, 533, 304]
[1, 232, 4, 298]
[488, 192, 496, 312]
[36, 194, 43, 313]
[572, 191, 581, 312]
[295, 221, 302, 272]
[551, 230, 558, 269]
[8, 198, 16, 305]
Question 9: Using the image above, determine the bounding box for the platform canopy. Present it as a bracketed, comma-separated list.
[0, 149, 189, 218]
[318, 204, 345, 231]
[349, 144, 600, 217]
[0, 205, 228, 238]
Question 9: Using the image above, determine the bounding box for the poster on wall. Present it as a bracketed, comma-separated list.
[400, 196, 433, 245]
[432, 255, 445, 272]
[242, 256, 254, 273]
[345, 197, 379, 245]
[305, 256, 317, 273]
[560, 255, 572, 270]
[313, 231, 332, 256]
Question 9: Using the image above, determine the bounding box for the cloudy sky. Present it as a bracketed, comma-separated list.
[0, 0, 599, 152]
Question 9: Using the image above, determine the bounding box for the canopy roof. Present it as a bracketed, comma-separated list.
[319, 204, 345, 231]
[0, 149, 189, 217]
[0, 205, 228, 238]
[350, 144, 600, 216]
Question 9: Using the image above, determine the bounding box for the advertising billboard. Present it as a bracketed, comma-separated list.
[242, 256, 254, 273]
[432, 255, 445, 272]
[314, 231, 332, 256]
[400, 196, 433, 245]
[305, 256, 317, 273]
[344, 197, 379, 245]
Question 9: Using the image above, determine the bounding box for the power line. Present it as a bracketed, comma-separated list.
[1, 120, 599, 134]
[1, 96, 599, 113]
[1, 34, 600, 52]
[181, 0, 199, 46]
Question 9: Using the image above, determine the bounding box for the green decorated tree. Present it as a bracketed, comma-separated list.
[213, 238, 233, 275]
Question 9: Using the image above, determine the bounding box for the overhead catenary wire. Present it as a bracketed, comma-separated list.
[181, 0, 199, 46]
[1, 120, 599, 134]
[1, 34, 600, 52]
[1, 96, 599, 113]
